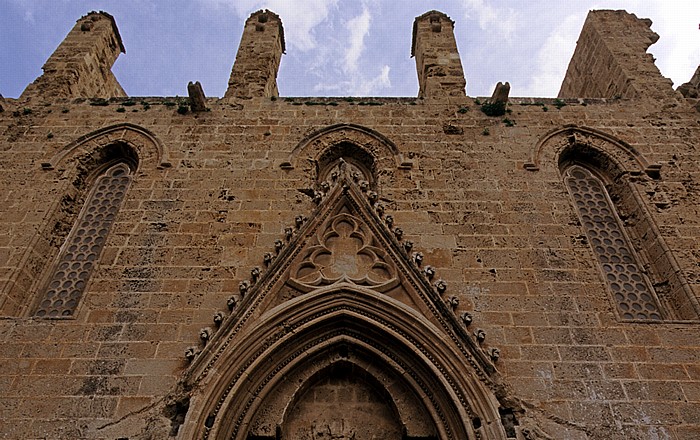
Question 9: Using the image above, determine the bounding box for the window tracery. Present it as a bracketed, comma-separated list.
[564, 165, 663, 320]
[35, 162, 132, 317]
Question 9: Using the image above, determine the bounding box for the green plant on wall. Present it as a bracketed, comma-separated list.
[480, 101, 506, 117]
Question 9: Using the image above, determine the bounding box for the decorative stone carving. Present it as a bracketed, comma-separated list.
[412, 252, 423, 266]
[475, 329, 486, 343]
[263, 252, 274, 266]
[35, 163, 132, 317]
[239, 280, 250, 296]
[565, 165, 663, 320]
[227, 296, 237, 311]
[385, 215, 394, 228]
[213, 311, 225, 326]
[447, 295, 459, 310]
[375, 204, 385, 217]
[200, 327, 212, 343]
[461, 311, 473, 326]
[185, 346, 197, 361]
[289, 211, 399, 293]
[435, 279, 447, 294]
[489, 347, 500, 362]
[367, 191, 378, 205]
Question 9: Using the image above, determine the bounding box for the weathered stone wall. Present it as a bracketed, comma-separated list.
[1, 7, 700, 440]
[20, 11, 126, 101]
[224, 9, 284, 100]
[412, 11, 466, 99]
[558, 10, 676, 102]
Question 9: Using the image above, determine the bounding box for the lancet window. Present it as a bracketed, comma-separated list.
[35, 162, 133, 317]
[564, 165, 663, 320]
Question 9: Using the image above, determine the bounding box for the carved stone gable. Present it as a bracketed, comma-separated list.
[181, 171, 511, 440]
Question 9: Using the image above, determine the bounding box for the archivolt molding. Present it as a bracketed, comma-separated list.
[526, 125, 661, 178]
[281, 123, 412, 171]
[183, 285, 506, 440]
[41, 123, 169, 172]
[271, 351, 434, 438]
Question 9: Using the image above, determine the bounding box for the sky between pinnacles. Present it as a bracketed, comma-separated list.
[1, 0, 698, 98]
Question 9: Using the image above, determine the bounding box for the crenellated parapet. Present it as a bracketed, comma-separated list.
[411, 11, 466, 99]
[21, 11, 126, 101]
[558, 10, 676, 101]
[224, 9, 285, 100]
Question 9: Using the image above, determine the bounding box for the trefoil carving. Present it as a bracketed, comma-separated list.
[288, 211, 399, 293]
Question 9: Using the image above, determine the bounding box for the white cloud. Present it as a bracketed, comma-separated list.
[460, 0, 517, 40]
[8, 0, 36, 23]
[518, 13, 584, 97]
[201, 0, 339, 51]
[314, 64, 390, 96]
[357, 64, 391, 95]
[343, 6, 371, 73]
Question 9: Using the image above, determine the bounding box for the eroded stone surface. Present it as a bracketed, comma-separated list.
[1, 7, 700, 440]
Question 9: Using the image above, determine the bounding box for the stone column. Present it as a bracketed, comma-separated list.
[224, 10, 285, 100]
[411, 11, 466, 99]
[21, 11, 126, 101]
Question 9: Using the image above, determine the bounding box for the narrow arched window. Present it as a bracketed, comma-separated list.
[35, 162, 133, 317]
[317, 142, 376, 188]
[564, 165, 663, 320]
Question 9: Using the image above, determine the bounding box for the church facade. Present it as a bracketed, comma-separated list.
[1, 8, 700, 439]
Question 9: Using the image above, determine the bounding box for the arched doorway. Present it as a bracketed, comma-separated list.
[282, 361, 406, 439]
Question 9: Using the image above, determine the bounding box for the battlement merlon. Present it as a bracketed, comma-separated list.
[20, 11, 126, 101]
[412, 11, 466, 100]
[224, 10, 285, 100]
[558, 10, 677, 102]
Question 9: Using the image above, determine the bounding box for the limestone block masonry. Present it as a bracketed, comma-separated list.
[1, 7, 700, 440]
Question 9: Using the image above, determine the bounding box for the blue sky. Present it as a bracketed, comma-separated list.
[1, 0, 698, 98]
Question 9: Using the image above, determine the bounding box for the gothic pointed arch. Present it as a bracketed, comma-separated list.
[34, 161, 134, 317]
[0, 125, 156, 317]
[526, 125, 661, 177]
[541, 126, 700, 321]
[41, 122, 168, 172]
[281, 123, 412, 179]
[177, 167, 535, 439]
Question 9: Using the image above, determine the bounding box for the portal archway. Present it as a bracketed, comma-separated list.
[281, 361, 406, 439]
[184, 284, 506, 440]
